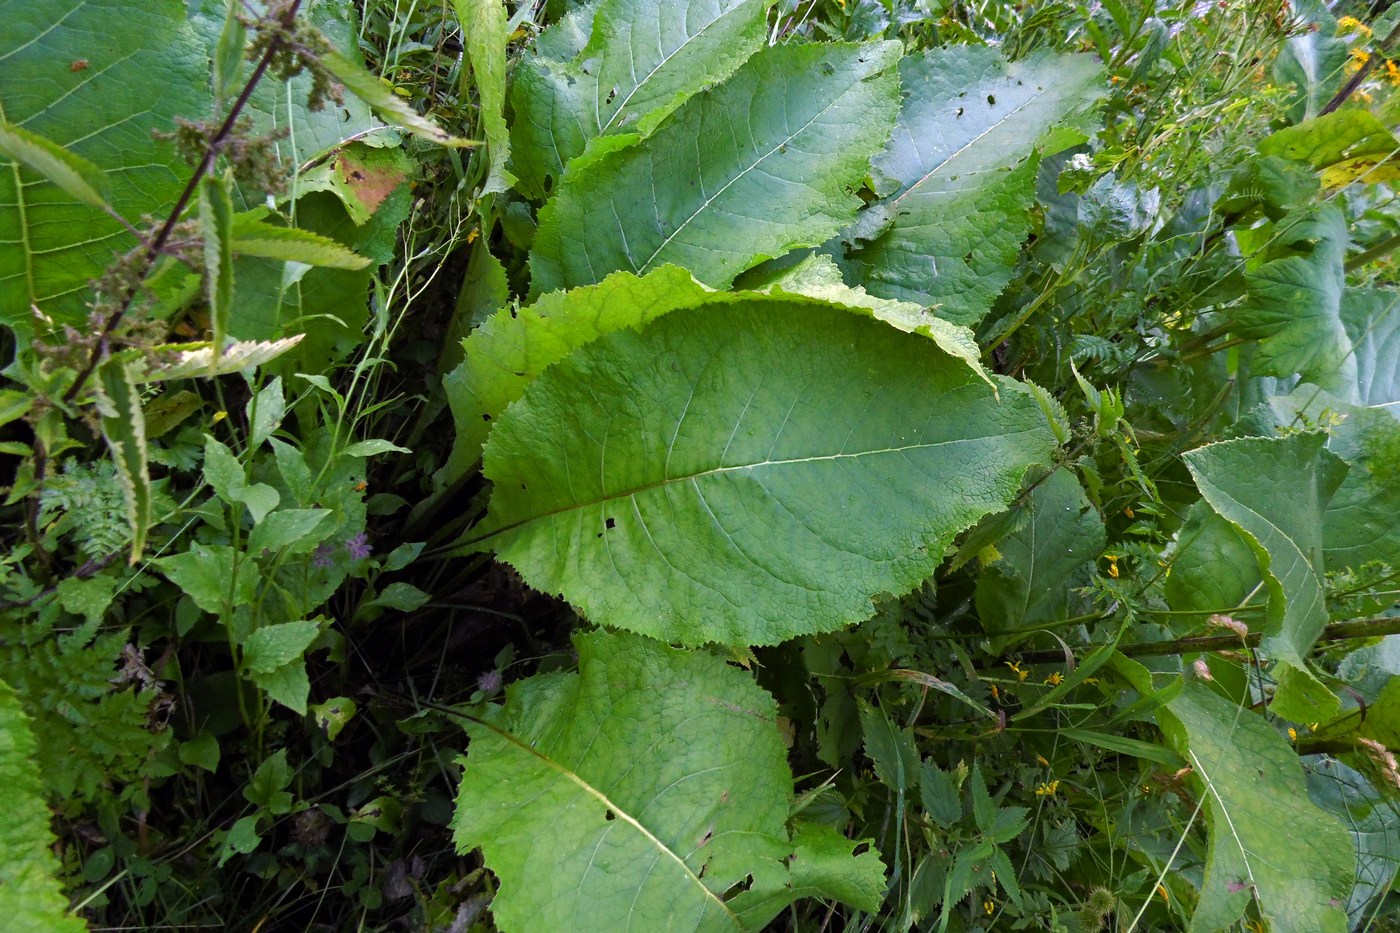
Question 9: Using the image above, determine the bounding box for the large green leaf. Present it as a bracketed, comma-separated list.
[1160, 683, 1352, 933]
[528, 40, 901, 297]
[509, 0, 773, 199]
[452, 631, 884, 932]
[1272, 27, 1348, 124]
[1259, 110, 1400, 189]
[1262, 387, 1400, 574]
[1182, 434, 1347, 722]
[1231, 204, 1353, 390]
[455, 0, 513, 195]
[974, 469, 1105, 640]
[0, 0, 207, 334]
[1307, 759, 1400, 919]
[1162, 500, 1261, 622]
[1340, 287, 1400, 413]
[468, 302, 1056, 646]
[443, 261, 980, 477]
[840, 47, 1104, 325]
[0, 678, 88, 933]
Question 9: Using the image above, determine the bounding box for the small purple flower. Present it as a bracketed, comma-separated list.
[344, 532, 373, 561]
[312, 543, 335, 568]
[476, 669, 503, 695]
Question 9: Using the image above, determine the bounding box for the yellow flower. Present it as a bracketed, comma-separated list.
[1044, 672, 1063, 686]
[1104, 555, 1120, 578]
[1338, 15, 1373, 36]
[983, 899, 995, 916]
[212, 410, 228, 424]
[1036, 753, 1050, 767]
[1347, 48, 1372, 75]
[1288, 727, 1298, 742]
[990, 684, 1000, 701]
[1386, 60, 1400, 87]
[1006, 661, 1029, 682]
[1157, 884, 1169, 903]
[1035, 780, 1060, 797]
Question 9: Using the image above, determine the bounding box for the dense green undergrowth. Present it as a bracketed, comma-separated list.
[4, 0, 1400, 930]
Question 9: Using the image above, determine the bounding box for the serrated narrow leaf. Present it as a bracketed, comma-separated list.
[842, 47, 1105, 325]
[94, 357, 151, 564]
[468, 302, 1056, 646]
[528, 40, 901, 297]
[130, 335, 305, 382]
[0, 119, 111, 211]
[1182, 434, 1346, 721]
[508, 0, 772, 198]
[453, 631, 881, 932]
[229, 213, 371, 269]
[1160, 683, 1352, 933]
[454, 0, 513, 195]
[212, 0, 246, 100]
[0, 678, 89, 933]
[319, 49, 477, 148]
[199, 174, 235, 368]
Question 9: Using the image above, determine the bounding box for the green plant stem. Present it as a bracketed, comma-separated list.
[61, 0, 305, 406]
[1345, 230, 1400, 272]
[1007, 616, 1400, 665]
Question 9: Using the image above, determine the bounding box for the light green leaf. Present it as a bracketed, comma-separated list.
[319, 49, 476, 148]
[1272, 28, 1348, 124]
[445, 264, 991, 482]
[218, 814, 262, 866]
[247, 509, 331, 554]
[1160, 683, 1352, 933]
[842, 47, 1105, 325]
[1232, 204, 1352, 389]
[1262, 387, 1400, 573]
[452, 630, 881, 932]
[1183, 434, 1346, 721]
[469, 302, 1055, 646]
[1259, 109, 1400, 188]
[178, 732, 221, 773]
[0, 119, 110, 210]
[0, 678, 89, 933]
[243, 620, 320, 674]
[1163, 500, 1262, 621]
[200, 174, 235, 366]
[362, 583, 430, 613]
[250, 662, 312, 715]
[157, 543, 248, 616]
[131, 336, 306, 382]
[1340, 287, 1400, 412]
[730, 822, 887, 925]
[0, 0, 208, 335]
[211, 0, 245, 101]
[310, 696, 357, 740]
[508, 0, 773, 199]
[454, 0, 513, 194]
[229, 213, 371, 269]
[974, 469, 1105, 640]
[94, 357, 151, 563]
[203, 436, 280, 524]
[528, 40, 901, 297]
[247, 376, 285, 450]
[340, 439, 410, 458]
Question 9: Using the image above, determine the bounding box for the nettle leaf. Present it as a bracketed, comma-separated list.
[95, 357, 152, 563]
[0, 678, 88, 933]
[841, 46, 1105, 325]
[454, 0, 513, 195]
[452, 631, 883, 933]
[529, 40, 902, 297]
[200, 174, 235, 366]
[131, 336, 306, 382]
[0, 119, 111, 211]
[974, 469, 1105, 642]
[0, 0, 208, 335]
[469, 302, 1055, 646]
[229, 213, 371, 270]
[1259, 110, 1400, 189]
[1183, 434, 1347, 722]
[1160, 683, 1352, 933]
[319, 49, 476, 148]
[1232, 204, 1353, 390]
[508, 0, 773, 199]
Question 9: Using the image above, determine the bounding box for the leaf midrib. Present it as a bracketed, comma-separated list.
[475, 426, 1035, 546]
[596, 0, 758, 136]
[476, 715, 742, 928]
